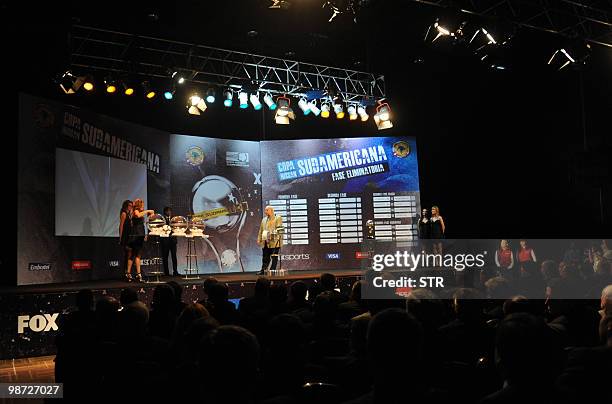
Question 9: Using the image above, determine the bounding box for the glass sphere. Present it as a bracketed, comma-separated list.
[189, 217, 206, 231]
[170, 216, 188, 230]
[147, 214, 166, 231]
[191, 175, 245, 233]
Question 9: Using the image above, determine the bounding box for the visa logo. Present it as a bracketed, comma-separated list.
[326, 253, 341, 260]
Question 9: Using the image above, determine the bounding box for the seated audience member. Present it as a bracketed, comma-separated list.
[319, 273, 349, 305]
[287, 280, 313, 323]
[204, 282, 238, 325]
[147, 284, 177, 340]
[269, 283, 289, 316]
[199, 326, 260, 404]
[166, 280, 187, 316]
[119, 287, 139, 307]
[599, 284, 612, 318]
[555, 315, 612, 404]
[345, 308, 429, 403]
[481, 313, 562, 404]
[199, 277, 219, 306]
[338, 281, 365, 323]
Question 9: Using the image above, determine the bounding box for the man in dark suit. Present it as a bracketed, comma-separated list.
[161, 206, 179, 276]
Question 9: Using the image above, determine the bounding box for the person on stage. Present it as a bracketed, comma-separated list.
[257, 205, 283, 275]
[127, 198, 155, 282]
[495, 239, 515, 280]
[161, 206, 179, 276]
[430, 205, 445, 254]
[418, 208, 431, 252]
[517, 239, 537, 275]
[119, 200, 133, 276]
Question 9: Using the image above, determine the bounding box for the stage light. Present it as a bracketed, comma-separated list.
[374, 103, 393, 130]
[358, 105, 369, 121]
[548, 41, 590, 71]
[309, 100, 321, 116]
[263, 93, 277, 110]
[223, 89, 233, 107]
[348, 104, 358, 120]
[164, 89, 175, 100]
[425, 15, 466, 43]
[275, 96, 295, 125]
[239, 91, 249, 108]
[187, 94, 207, 115]
[333, 103, 344, 119]
[298, 98, 311, 115]
[122, 82, 135, 96]
[142, 81, 155, 99]
[250, 93, 262, 110]
[104, 76, 117, 93]
[171, 71, 186, 85]
[206, 88, 216, 103]
[321, 102, 330, 118]
[58, 71, 84, 94]
[83, 76, 94, 91]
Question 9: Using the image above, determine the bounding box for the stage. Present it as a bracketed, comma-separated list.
[0, 269, 363, 360]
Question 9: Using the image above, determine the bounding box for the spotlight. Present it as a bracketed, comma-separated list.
[333, 103, 344, 119]
[548, 41, 591, 71]
[171, 71, 186, 85]
[309, 100, 321, 116]
[164, 89, 175, 100]
[206, 88, 216, 103]
[347, 104, 358, 120]
[187, 94, 207, 115]
[250, 93, 262, 110]
[357, 105, 369, 121]
[275, 96, 295, 125]
[321, 102, 330, 118]
[374, 103, 393, 130]
[83, 75, 94, 92]
[58, 71, 84, 94]
[238, 91, 249, 108]
[142, 81, 155, 99]
[122, 82, 135, 96]
[298, 98, 311, 115]
[223, 89, 233, 107]
[263, 93, 277, 110]
[104, 76, 117, 93]
[425, 15, 466, 43]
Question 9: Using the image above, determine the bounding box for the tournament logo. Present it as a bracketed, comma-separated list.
[392, 141, 410, 158]
[186, 146, 205, 166]
[33, 103, 55, 129]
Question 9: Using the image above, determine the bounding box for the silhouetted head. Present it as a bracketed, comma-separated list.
[119, 287, 138, 306]
[76, 289, 94, 312]
[320, 273, 336, 291]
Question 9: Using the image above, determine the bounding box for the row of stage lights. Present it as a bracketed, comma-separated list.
[56, 70, 393, 129]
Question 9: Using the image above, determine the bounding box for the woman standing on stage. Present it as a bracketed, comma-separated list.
[430, 205, 445, 254]
[495, 239, 515, 279]
[418, 208, 431, 252]
[127, 198, 155, 282]
[517, 239, 537, 275]
[119, 200, 133, 278]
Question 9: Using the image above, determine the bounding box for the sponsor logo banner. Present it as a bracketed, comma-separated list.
[71, 260, 92, 270]
[28, 263, 52, 271]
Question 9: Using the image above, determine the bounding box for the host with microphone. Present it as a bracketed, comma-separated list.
[257, 205, 283, 275]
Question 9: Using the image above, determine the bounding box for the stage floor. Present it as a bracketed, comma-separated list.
[0, 270, 363, 295]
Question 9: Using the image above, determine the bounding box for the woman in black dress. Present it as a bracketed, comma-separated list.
[127, 198, 155, 282]
[119, 200, 133, 278]
[418, 208, 431, 251]
[430, 205, 445, 254]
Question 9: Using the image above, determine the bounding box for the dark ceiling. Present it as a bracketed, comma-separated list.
[4, 0, 612, 239]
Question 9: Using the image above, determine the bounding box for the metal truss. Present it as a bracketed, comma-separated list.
[410, 0, 612, 48]
[68, 25, 386, 103]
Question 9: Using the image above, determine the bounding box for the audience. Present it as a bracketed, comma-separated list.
[54, 267, 612, 403]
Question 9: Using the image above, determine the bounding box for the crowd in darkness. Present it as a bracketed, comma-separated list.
[54, 256, 612, 403]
